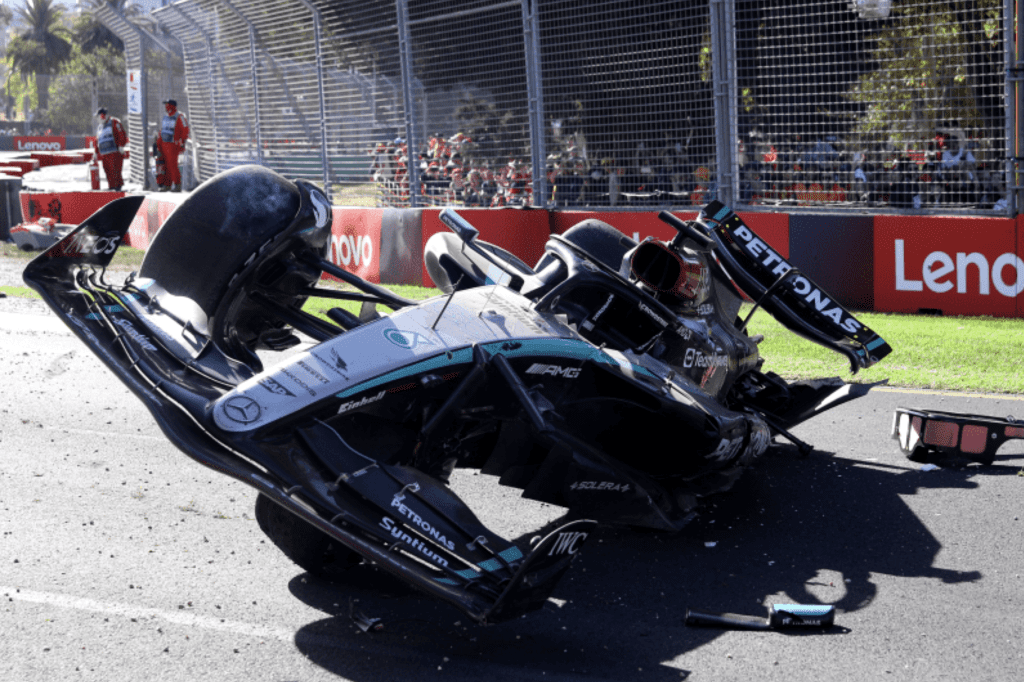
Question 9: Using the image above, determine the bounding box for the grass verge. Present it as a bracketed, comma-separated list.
[747, 308, 1024, 395]
[4, 254, 1022, 395]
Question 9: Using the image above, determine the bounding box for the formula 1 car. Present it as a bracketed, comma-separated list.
[23, 165, 890, 624]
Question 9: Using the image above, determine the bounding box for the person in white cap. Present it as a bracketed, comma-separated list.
[94, 107, 128, 191]
[157, 99, 189, 191]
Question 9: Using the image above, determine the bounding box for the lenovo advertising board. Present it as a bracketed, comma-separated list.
[13, 136, 66, 152]
[328, 209, 382, 283]
[874, 216, 1021, 317]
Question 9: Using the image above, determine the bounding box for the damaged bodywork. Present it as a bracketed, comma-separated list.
[23, 166, 890, 623]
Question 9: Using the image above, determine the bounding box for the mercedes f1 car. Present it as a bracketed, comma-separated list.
[23, 165, 890, 624]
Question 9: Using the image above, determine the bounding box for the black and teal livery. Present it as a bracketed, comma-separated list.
[23, 165, 890, 624]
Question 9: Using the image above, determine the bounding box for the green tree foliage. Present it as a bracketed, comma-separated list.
[846, 1, 1004, 147]
[74, 1, 141, 54]
[6, 0, 73, 113]
[46, 45, 126, 135]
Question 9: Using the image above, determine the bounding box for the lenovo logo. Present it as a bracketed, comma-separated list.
[16, 140, 62, 151]
[894, 240, 1024, 298]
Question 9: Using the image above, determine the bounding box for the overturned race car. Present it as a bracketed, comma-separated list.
[23, 165, 890, 624]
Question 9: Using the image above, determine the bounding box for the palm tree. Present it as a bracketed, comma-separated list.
[76, 0, 144, 54]
[7, 0, 73, 114]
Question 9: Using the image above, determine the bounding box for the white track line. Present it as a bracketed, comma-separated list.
[2, 585, 297, 643]
[873, 386, 1024, 401]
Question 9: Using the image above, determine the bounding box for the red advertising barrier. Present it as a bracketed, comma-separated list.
[125, 197, 151, 249]
[874, 215, 1020, 317]
[122, 196, 179, 249]
[420, 208, 551, 286]
[20, 191, 125, 225]
[550, 210, 697, 241]
[327, 208, 383, 283]
[549, 210, 790, 258]
[30, 151, 91, 167]
[5, 159, 40, 174]
[12, 136, 66, 152]
[1019, 215, 1024, 317]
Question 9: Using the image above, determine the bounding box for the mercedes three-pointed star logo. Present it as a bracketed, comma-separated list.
[223, 396, 261, 424]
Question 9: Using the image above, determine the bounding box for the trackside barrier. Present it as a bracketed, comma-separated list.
[419, 209, 552, 288]
[17, 193, 1023, 318]
[21, 192, 126, 226]
[332, 207, 1022, 318]
[875, 215, 1021, 318]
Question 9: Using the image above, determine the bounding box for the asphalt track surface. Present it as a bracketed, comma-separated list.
[2, 298, 1023, 681]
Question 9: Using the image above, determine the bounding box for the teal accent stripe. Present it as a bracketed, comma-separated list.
[478, 558, 503, 573]
[84, 304, 124, 320]
[713, 206, 731, 221]
[866, 337, 887, 351]
[337, 336, 656, 400]
[499, 546, 524, 562]
[435, 578, 459, 585]
[480, 338, 656, 378]
[774, 604, 833, 616]
[454, 568, 480, 580]
[335, 347, 474, 398]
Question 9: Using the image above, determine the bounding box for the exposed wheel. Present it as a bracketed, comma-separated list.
[476, 240, 533, 276]
[424, 233, 535, 293]
[139, 165, 332, 364]
[561, 219, 637, 270]
[140, 165, 304, 317]
[254, 493, 361, 581]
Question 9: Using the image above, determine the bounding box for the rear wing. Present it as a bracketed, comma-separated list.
[695, 201, 891, 373]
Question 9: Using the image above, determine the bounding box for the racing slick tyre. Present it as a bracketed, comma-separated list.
[561, 219, 637, 271]
[478, 240, 533, 276]
[255, 493, 362, 582]
[139, 165, 330, 362]
[139, 165, 305, 318]
[424, 233, 534, 293]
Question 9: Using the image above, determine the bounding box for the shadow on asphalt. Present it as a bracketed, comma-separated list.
[283, 443, 1013, 680]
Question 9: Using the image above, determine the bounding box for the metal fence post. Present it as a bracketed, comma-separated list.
[296, 0, 331, 197]
[168, 4, 221, 176]
[220, 0, 263, 166]
[709, 0, 738, 208]
[90, 5, 150, 188]
[1010, 0, 1022, 216]
[522, 0, 547, 206]
[396, 0, 420, 207]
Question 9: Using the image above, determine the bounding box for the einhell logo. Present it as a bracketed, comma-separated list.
[15, 137, 65, 151]
[894, 239, 1024, 298]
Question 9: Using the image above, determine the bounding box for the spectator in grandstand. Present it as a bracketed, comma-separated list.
[888, 153, 917, 209]
[156, 99, 189, 192]
[632, 141, 657, 195]
[938, 127, 979, 206]
[93, 107, 128, 192]
[559, 158, 584, 206]
[608, 159, 623, 207]
[583, 159, 608, 206]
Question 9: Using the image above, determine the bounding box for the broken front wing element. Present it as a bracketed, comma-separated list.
[892, 407, 1024, 465]
[699, 200, 891, 374]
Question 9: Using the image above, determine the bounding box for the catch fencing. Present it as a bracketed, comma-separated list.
[95, 0, 1017, 216]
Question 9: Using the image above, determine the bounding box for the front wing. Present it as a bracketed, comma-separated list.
[22, 198, 595, 624]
